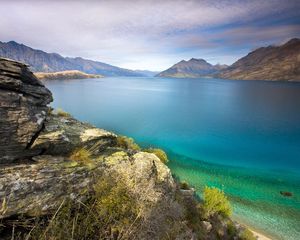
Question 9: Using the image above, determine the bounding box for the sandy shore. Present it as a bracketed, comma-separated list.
[250, 229, 272, 240]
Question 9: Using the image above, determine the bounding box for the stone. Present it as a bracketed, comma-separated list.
[0, 58, 52, 164]
[30, 114, 117, 156]
[202, 220, 213, 233]
[0, 155, 103, 218]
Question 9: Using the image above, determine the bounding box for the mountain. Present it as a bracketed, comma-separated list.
[218, 38, 300, 81]
[35, 70, 103, 80]
[156, 58, 227, 78]
[133, 70, 159, 77]
[0, 41, 143, 77]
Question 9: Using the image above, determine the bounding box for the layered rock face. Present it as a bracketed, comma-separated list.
[0, 58, 52, 164]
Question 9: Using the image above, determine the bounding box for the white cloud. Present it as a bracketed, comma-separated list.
[0, 0, 299, 70]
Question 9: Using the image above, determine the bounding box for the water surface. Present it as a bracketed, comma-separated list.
[45, 77, 300, 240]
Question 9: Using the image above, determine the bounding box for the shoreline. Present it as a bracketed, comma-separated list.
[237, 221, 273, 240]
[250, 228, 272, 240]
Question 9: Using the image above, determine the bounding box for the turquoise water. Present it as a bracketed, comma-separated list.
[45, 77, 300, 240]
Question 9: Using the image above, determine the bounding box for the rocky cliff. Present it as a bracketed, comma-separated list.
[218, 38, 300, 81]
[0, 58, 252, 240]
[0, 58, 52, 164]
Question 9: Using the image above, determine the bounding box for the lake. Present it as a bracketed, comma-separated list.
[45, 77, 300, 240]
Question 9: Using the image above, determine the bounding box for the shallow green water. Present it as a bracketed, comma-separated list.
[45, 77, 300, 239]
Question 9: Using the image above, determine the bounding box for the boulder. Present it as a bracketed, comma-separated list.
[31, 114, 117, 156]
[0, 58, 52, 164]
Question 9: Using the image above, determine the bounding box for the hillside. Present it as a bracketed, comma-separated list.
[35, 70, 103, 80]
[218, 38, 300, 81]
[0, 41, 143, 77]
[157, 58, 227, 78]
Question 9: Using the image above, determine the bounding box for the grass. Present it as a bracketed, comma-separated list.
[12, 174, 142, 240]
[54, 108, 71, 118]
[69, 148, 93, 165]
[116, 135, 141, 151]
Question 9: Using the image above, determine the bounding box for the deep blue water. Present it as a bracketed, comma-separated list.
[45, 77, 300, 240]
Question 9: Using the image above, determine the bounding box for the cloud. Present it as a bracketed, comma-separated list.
[0, 0, 299, 70]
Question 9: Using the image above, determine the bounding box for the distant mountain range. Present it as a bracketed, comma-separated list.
[1, 38, 299, 81]
[157, 38, 300, 81]
[0, 41, 143, 77]
[218, 38, 300, 81]
[156, 58, 227, 78]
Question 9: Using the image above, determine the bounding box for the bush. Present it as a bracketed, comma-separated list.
[227, 221, 237, 237]
[143, 148, 168, 164]
[239, 228, 256, 240]
[180, 181, 190, 190]
[55, 108, 71, 117]
[202, 186, 232, 218]
[116, 135, 141, 151]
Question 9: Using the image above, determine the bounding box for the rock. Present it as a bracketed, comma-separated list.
[280, 191, 293, 197]
[31, 114, 117, 156]
[179, 188, 195, 197]
[202, 220, 213, 232]
[0, 58, 52, 164]
[0, 155, 103, 218]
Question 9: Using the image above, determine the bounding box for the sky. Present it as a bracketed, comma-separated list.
[0, 0, 300, 71]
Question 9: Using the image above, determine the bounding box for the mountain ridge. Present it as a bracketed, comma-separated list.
[156, 58, 228, 78]
[218, 38, 300, 81]
[0, 40, 144, 77]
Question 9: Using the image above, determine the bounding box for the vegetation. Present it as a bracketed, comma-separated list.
[17, 174, 141, 240]
[202, 186, 232, 218]
[179, 181, 190, 190]
[116, 135, 141, 151]
[239, 228, 256, 240]
[54, 108, 71, 117]
[227, 221, 237, 238]
[69, 147, 93, 165]
[143, 148, 168, 164]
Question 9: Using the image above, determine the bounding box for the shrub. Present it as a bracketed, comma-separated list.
[55, 108, 71, 117]
[180, 181, 190, 190]
[116, 135, 141, 151]
[239, 228, 256, 240]
[143, 148, 168, 164]
[69, 148, 92, 164]
[202, 186, 232, 218]
[227, 221, 237, 237]
[26, 174, 140, 240]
